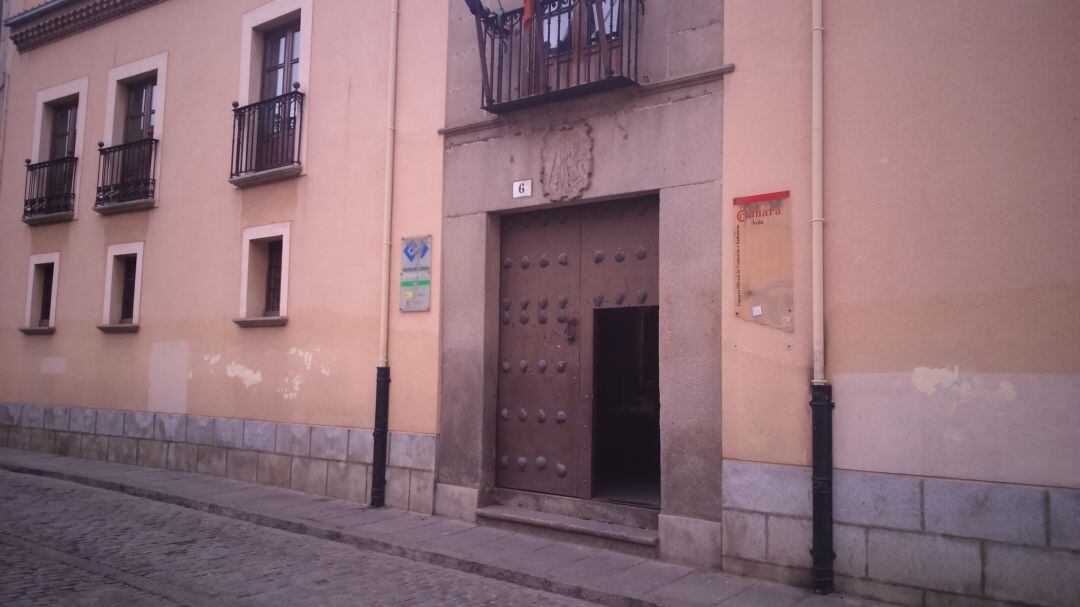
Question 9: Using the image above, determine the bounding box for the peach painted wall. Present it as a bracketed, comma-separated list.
[0, 0, 448, 434]
[722, 0, 1080, 487]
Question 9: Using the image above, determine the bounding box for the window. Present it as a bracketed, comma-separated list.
[25, 78, 87, 223]
[230, 0, 310, 186]
[262, 21, 300, 100]
[49, 99, 78, 159]
[123, 76, 157, 142]
[20, 253, 60, 334]
[99, 242, 144, 333]
[264, 239, 284, 315]
[236, 223, 290, 327]
[238, 0, 311, 106]
[99, 54, 167, 211]
[118, 255, 138, 322]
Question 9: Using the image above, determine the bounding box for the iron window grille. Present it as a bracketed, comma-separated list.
[230, 85, 304, 179]
[472, 0, 644, 113]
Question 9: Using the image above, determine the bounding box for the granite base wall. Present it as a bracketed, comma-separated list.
[721, 459, 1080, 607]
[0, 403, 436, 514]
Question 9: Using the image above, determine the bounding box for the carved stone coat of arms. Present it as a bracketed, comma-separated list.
[540, 123, 593, 201]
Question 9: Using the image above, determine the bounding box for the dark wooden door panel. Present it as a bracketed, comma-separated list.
[496, 197, 659, 499]
[497, 209, 584, 496]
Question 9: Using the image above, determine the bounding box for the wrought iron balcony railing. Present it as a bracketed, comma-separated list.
[23, 156, 77, 221]
[96, 138, 158, 208]
[472, 0, 643, 113]
[231, 86, 304, 184]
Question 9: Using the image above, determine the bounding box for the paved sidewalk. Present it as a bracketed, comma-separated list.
[0, 448, 889, 607]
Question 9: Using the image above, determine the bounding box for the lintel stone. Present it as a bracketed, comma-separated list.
[1049, 488, 1080, 551]
[310, 426, 347, 461]
[242, 420, 275, 452]
[275, 423, 310, 456]
[834, 469, 922, 531]
[924, 478, 1046, 545]
[867, 529, 981, 595]
[154, 413, 187, 442]
[96, 410, 125, 436]
[123, 412, 155, 439]
[43, 406, 70, 431]
[721, 460, 811, 518]
[19, 404, 44, 428]
[0, 403, 20, 426]
[69, 408, 96, 433]
[388, 432, 436, 471]
[214, 418, 244, 449]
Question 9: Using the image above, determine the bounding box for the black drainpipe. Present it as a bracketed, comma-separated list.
[809, 382, 835, 594]
[370, 366, 391, 507]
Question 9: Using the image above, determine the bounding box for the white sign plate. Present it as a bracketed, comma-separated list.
[512, 179, 533, 199]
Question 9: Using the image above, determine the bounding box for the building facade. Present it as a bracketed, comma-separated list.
[1, 1, 1078, 605]
[435, 1, 1080, 606]
[0, 0, 447, 514]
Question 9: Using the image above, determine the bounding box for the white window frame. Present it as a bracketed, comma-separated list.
[238, 0, 312, 170]
[103, 52, 169, 147]
[31, 77, 89, 217]
[239, 223, 291, 319]
[23, 252, 60, 330]
[101, 242, 145, 326]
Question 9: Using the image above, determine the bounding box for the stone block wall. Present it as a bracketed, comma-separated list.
[720, 460, 1080, 607]
[0, 403, 435, 514]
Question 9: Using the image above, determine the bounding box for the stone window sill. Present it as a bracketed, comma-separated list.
[18, 326, 55, 335]
[233, 316, 288, 328]
[23, 211, 74, 226]
[97, 323, 139, 333]
[229, 164, 302, 188]
[94, 198, 156, 215]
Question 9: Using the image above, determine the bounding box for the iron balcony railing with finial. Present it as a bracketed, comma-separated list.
[23, 156, 77, 222]
[230, 83, 305, 185]
[95, 137, 159, 209]
[469, 0, 644, 113]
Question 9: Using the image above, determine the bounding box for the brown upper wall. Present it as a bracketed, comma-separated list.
[721, 0, 1080, 487]
[0, 0, 448, 434]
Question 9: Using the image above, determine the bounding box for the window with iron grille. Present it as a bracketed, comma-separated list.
[264, 239, 283, 315]
[119, 255, 138, 323]
[21, 252, 61, 334]
[37, 263, 55, 327]
[99, 242, 143, 332]
[236, 223, 290, 327]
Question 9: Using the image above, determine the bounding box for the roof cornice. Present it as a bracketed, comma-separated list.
[5, 0, 167, 52]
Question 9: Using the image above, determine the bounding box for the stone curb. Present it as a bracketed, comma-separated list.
[0, 459, 655, 607]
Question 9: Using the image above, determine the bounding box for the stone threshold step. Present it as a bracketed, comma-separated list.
[477, 505, 659, 558]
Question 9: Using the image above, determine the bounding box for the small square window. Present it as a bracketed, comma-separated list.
[20, 253, 60, 334]
[99, 242, 143, 333]
[236, 223, 290, 327]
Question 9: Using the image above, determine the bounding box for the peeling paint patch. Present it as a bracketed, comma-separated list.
[226, 362, 262, 388]
[202, 354, 222, 374]
[289, 347, 313, 370]
[912, 366, 959, 396]
[320, 364, 331, 377]
[277, 373, 304, 400]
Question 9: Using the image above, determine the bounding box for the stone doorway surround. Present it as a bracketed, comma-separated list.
[434, 73, 729, 569]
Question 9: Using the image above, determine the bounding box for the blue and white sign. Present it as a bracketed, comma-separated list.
[400, 235, 433, 312]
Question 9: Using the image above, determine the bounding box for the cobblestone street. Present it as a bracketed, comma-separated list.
[0, 470, 595, 606]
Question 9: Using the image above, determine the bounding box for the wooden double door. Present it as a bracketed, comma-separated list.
[496, 196, 659, 499]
